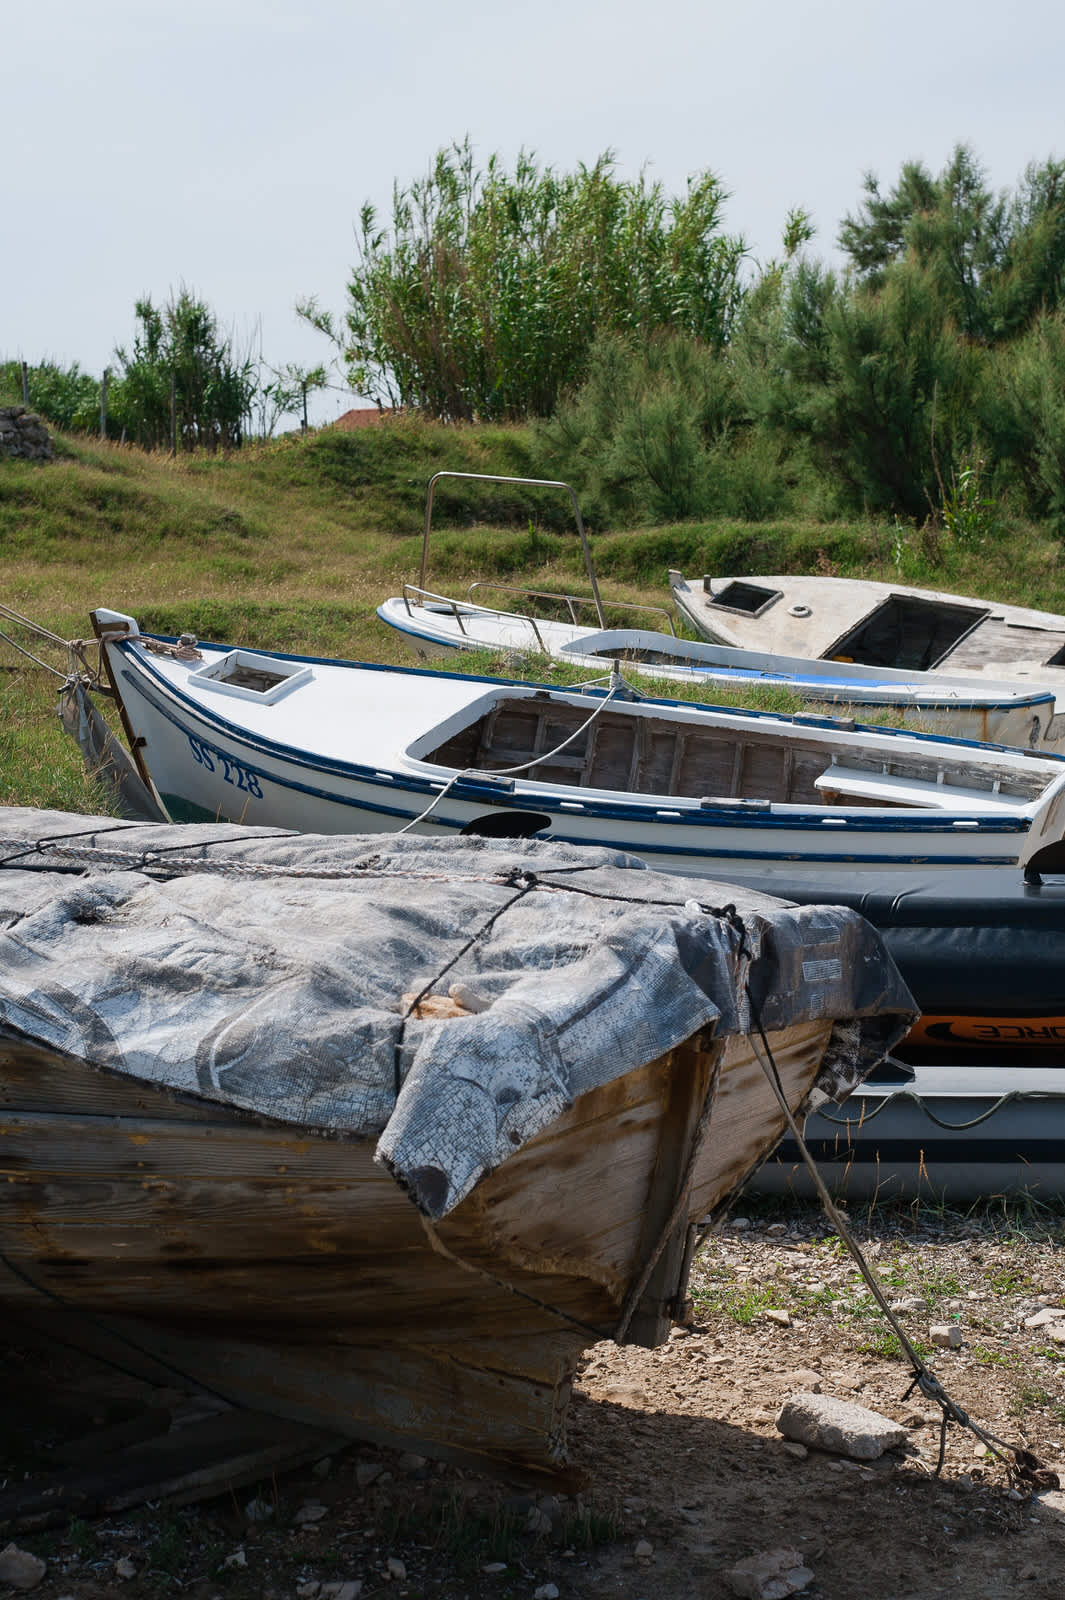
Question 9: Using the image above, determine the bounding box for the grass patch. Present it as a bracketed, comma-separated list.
[4, 422, 1065, 828]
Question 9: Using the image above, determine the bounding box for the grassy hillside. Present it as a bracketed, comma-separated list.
[4, 416, 1065, 814]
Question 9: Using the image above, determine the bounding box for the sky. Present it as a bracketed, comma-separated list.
[5, 0, 1065, 427]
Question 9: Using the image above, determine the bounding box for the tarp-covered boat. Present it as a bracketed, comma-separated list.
[80, 610, 1065, 879]
[0, 810, 914, 1474]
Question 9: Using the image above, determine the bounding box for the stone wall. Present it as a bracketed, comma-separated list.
[0, 406, 54, 460]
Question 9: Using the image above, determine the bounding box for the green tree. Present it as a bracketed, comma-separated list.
[839, 145, 1065, 343]
[303, 139, 748, 422]
[0, 360, 101, 430]
[111, 290, 257, 451]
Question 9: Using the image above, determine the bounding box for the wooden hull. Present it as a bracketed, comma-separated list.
[0, 1019, 831, 1474]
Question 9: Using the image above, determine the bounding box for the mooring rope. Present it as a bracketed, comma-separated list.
[744, 991, 1057, 1491]
[396, 669, 623, 834]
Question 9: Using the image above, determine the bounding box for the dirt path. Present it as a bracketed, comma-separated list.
[5, 1206, 1064, 1600]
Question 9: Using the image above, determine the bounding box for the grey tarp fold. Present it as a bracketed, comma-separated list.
[0, 809, 915, 1219]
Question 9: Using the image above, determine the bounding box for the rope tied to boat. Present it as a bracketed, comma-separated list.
[744, 990, 1059, 1495]
[816, 1085, 1035, 1134]
[395, 668, 627, 835]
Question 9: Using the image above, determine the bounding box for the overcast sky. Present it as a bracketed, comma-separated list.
[6, 0, 1064, 426]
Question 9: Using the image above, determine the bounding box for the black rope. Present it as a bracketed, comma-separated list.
[392, 870, 539, 1096]
[741, 982, 1050, 1489]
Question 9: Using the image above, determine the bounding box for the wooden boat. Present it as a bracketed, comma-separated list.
[85, 608, 1065, 880]
[0, 812, 915, 1474]
[378, 592, 1055, 749]
[383, 471, 1055, 746]
[670, 570, 1065, 742]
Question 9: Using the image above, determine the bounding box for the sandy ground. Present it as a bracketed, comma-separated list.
[4, 1205, 1064, 1600]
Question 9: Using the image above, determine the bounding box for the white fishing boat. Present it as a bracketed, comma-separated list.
[670, 570, 1065, 740]
[378, 593, 1055, 749]
[380, 471, 1057, 748]
[83, 608, 1065, 880]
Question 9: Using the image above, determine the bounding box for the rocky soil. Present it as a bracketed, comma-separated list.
[3, 1203, 1064, 1600]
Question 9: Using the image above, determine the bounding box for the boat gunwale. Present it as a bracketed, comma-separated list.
[118, 633, 1065, 766]
[376, 601, 1058, 714]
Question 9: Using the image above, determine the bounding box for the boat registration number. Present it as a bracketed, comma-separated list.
[187, 734, 264, 798]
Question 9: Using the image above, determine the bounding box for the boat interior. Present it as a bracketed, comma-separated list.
[823, 596, 990, 671]
[425, 694, 1051, 810]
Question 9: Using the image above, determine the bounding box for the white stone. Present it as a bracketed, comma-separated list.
[785, 1368, 822, 1391]
[1024, 1308, 1065, 1328]
[634, 1539, 654, 1557]
[298, 1583, 322, 1599]
[0, 1545, 47, 1591]
[295, 1503, 329, 1524]
[398, 1451, 427, 1471]
[482, 1561, 508, 1573]
[1049, 1326, 1065, 1346]
[930, 1324, 963, 1349]
[775, 1393, 908, 1460]
[386, 1557, 407, 1580]
[115, 1556, 137, 1579]
[245, 1495, 273, 1520]
[533, 1586, 560, 1600]
[224, 1550, 248, 1569]
[763, 1309, 792, 1327]
[725, 1546, 816, 1599]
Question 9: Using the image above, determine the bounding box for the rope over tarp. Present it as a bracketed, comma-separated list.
[0, 808, 915, 1220]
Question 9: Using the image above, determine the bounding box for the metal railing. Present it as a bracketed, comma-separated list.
[464, 582, 677, 637]
[419, 471, 607, 628]
[399, 585, 548, 652]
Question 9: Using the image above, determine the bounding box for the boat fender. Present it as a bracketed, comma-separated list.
[460, 811, 552, 839]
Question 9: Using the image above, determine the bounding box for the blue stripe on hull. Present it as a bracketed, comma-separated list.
[117, 659, 1026, 870]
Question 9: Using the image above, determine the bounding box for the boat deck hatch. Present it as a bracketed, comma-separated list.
[825, 596, 990, 672]
[189, 649, 313, 704]
[704, 580, 782, 617]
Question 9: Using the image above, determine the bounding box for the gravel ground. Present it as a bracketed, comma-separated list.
[4, 1202, 1064, 1600]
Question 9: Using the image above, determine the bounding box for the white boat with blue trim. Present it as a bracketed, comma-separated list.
[377, 591, 1055, 749]
[381, 469, 1057, 748]
[90, 609, 1065, 880]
